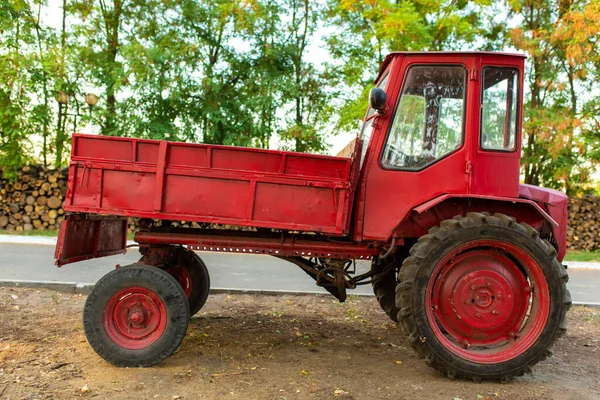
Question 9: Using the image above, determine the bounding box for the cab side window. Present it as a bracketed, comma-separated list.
[481, 68, 519, 151]
[382, 65, 466, 170]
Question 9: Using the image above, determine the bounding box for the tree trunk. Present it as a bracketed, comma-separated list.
[99, 0, 123, 136]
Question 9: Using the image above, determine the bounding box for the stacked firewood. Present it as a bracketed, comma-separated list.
[566, 195, 600, 251]
[0, 165, 67, 232]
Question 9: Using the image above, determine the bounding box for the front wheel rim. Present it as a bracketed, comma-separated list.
[426, 239, 550, 364]
[166, 266, 193, 298]
[103, 287, 167, 350]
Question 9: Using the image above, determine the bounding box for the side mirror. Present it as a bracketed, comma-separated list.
[369, 87, 387, 113]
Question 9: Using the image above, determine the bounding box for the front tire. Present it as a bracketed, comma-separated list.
[396, 212, 571, 381]
[167, 250, 211, 316]
[372, 258, 402, 322]
[83, 265, 190, 367]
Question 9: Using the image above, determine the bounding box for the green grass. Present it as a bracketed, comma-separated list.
[0, 229, 58, 237]
[564, 251, 600, 262]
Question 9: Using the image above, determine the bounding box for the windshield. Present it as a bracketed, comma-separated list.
[359, 73, 389, 168]
[381, 65, 466, 170]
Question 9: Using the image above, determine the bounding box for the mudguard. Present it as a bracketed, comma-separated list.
[55, 214, 128, 267]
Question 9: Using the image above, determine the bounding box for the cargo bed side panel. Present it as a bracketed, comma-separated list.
[64, 135, 358, 235]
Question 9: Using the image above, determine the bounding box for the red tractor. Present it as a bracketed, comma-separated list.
[55, 51, 571, 381]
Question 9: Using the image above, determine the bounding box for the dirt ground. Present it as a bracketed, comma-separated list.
[0, 287, 598, 400]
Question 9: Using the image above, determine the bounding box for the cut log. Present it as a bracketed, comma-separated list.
[47, 196, 61, 209]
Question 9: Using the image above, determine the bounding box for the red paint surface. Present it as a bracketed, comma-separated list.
[426, 239, 550, 364]
[356, 53, 527, 241]
[134, 231, 379, 260]
[103, 286, 167, 350]
[55, 215, 127, 266]
[65, 134, 357, 235]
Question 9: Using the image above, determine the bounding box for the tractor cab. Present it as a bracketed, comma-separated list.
[355, 52, 525, 241]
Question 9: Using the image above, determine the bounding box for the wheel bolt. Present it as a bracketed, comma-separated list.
[470, 285, 476, 290]
[463, 340, 470, 349]
[476, 313, 483, 319]
[432, 304, 438, 311]
[492, 310, 499, 315]
[524, 286, 532, 293]
[465, 300, 471, 305]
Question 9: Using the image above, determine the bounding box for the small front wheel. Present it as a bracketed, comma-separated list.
[83, 265, 190, 367]
[166, 250, 210, 317]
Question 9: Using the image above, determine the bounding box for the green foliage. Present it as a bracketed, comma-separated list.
[510, 0, 600, 194]
[0, 0, 599, 193]
[0, 0, 45, 178]
[325, 0, 502, 131]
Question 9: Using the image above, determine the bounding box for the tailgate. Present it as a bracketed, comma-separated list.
[55, 214, 128, 267]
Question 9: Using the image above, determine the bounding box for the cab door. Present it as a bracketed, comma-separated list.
[470, 58, 525, 198]
[358, 55, 477, 241]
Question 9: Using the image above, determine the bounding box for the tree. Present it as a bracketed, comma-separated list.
[325, 0, 501, 131]
[0, 1, 40, 177]
[509, 0, 600, 194]
[277, 0, 333, 153]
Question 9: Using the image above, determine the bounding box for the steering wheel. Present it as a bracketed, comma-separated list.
[383, 143, 414, 168]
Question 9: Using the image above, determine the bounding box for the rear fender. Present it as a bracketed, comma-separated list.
[55, 214, 128, 267]
[392, 194, 565, 260]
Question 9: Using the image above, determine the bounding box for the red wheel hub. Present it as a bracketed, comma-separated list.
[103, 287, 167, 350]
[427, 240, 550, 364]
[167, 266, 193, 298]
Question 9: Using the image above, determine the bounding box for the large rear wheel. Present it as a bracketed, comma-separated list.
[83, 265, 190, 367]
[396, 212, 571, 381]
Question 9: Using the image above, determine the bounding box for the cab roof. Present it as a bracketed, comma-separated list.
[375, 51, 527, 83]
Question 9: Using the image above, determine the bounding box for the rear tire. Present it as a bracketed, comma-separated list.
[396, 212, 570, 381]
[83, 265, 190, 367]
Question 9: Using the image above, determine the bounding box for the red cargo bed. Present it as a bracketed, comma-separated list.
[63, 134, 360, 235]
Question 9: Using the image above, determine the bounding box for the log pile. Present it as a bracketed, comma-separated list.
[567, 195, 600, 251]
[0, 165, 67, 232]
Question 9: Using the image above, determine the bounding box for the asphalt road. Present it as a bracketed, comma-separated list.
[0, 242, 598, 305]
